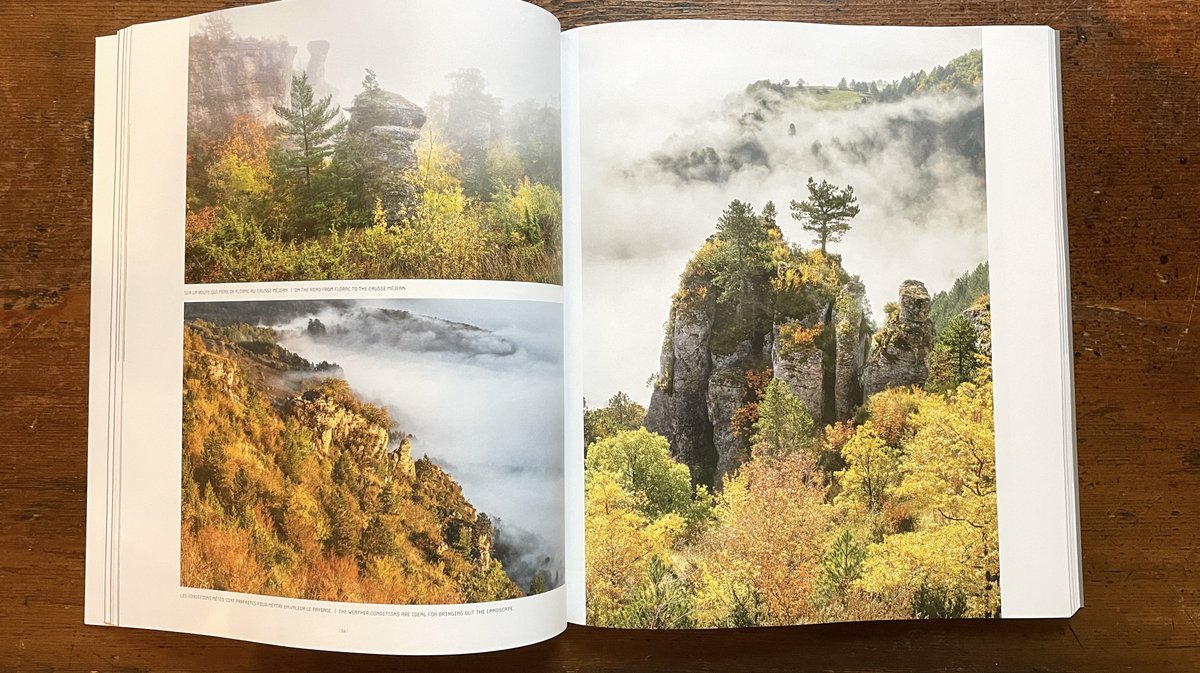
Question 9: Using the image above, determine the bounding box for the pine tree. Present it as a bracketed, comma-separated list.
[274, 73, 347, 192]
[816, 528, 867, 606]
[359, 514, 396, 560]
[790, 177, 860, 254]
[750, 377, 816, 460]
[926, 315, 979, 393]
[622, 555, 693, 628]
[711, 200, 775, 330]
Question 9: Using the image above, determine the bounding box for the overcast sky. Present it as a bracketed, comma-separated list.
[576, 22, 987, 407]
[196, 0, 560, 112]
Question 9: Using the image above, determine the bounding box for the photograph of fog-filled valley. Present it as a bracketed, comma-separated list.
[181, 298, 563, 604]
[185, 0, 561, 284]
[579, 24, 997, 627]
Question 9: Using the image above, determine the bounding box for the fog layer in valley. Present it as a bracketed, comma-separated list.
[578, 22, 987, 406]
[229, 299, 564, 590]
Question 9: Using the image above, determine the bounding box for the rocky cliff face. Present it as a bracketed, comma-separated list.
[188, 33, 296, 142]
[863, 280, 936, 396]
[193, 350, 242, 399]
[643, 221, 960, 494]
[644, 284, 719, 488]
[348, 89, 427, 221]
[186, 320, 415, 476]
[771, 319, 825, 422]
[833, 281, 871, 420]
[962, 296, 992, 357]
[188, 36, 346, 143]
[182, 321, 517, 602]
[290, 389, 391, 458]
[641, 228, 952, 492]
[645, 253, 871, 490]
[706, 340, 767, 485]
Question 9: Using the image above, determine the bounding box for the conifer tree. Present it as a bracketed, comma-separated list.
[622, 555, 693, 628]
[790, 177, 860, 254]
[750, 377, 816, 460]
[926, 315, 980, 393]
[274, 73, 346, 191]
[711, 200, 775, 331]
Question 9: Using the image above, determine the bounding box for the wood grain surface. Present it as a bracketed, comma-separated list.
[1, 0, 1197, 670]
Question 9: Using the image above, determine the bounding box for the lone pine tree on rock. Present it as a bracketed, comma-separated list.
[790, 177, 860, 254]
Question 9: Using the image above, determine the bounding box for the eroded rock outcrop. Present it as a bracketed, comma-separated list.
[645, 258, 872, 490]
[290, 390, 391, 459]
[188, 32, 296, 141]
[390, 435, 417, 480]
[863, 280, 935, 396]
[347, 88, 427, 220]
[962, 296, 992, 357]
[195, 350, 241, 397]
[771, 318, 826, 422]
[706, 340, 763, 485]
[644, 288, 718, 488]
[349, 89, 426, 133]
[304, 40, 335, 101]
[833, 281, 871, 420]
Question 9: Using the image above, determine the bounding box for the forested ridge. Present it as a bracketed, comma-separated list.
[185, 17, 562, 284]
[929, 262, 991, 333]
[181, 320, 539, 603]
[740, 49, 983, 110]
[657, 50, 985, 184]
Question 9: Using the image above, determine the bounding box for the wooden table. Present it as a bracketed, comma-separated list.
[2, 0, 1197, 670]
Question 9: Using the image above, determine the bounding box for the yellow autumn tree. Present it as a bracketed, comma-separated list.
[690, 451, 834, 625]
[584, 469, 685, 626]
[864, 386, 922, 448]
[856, 374, 999, 618]
[398, 132, 486, 278]
[204, 115, 273, 214]
[835, 421, 903, 532]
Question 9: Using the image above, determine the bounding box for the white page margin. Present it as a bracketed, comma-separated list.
[985, 25, 1081, 618]
[85, 33, 120, 627]
[560, 28, 586, 624]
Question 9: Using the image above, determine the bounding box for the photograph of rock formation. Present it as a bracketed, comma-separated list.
[181, 298, 564, 603]
[579, 23, 996, 627]
[183, 2, 561, 284]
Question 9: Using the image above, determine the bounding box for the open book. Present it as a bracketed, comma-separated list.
[87, 0, 1081, 655]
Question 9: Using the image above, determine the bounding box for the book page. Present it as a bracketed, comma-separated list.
[564, 21, 1076, 626]
[86, 0, 566, 654]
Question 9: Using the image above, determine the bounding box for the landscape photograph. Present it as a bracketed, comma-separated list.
[181, 298, 564, 604]
[184, 0, 562, 284]
[578, 24, 997, 627]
